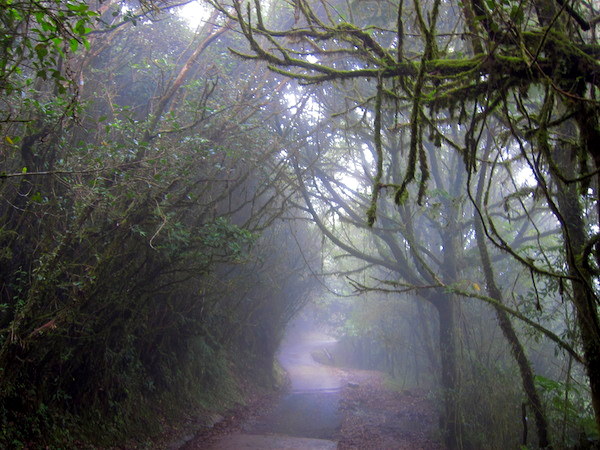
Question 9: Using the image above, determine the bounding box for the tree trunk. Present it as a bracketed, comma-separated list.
[435, 294, 462, 450]
[550, 119, 600, 432]
[553, 171, 600, 432]
[474, 150, 550, 447]
[431, 156, 466, 450]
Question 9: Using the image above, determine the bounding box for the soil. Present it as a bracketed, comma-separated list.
[174, 387, 284, 449]
[336, 368, 444, 449]
[173, 368, 443, 449]
[171, 369, 444, 450]
[164, 327, 444, 449]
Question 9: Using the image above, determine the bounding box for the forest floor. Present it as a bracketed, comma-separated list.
[172, 367, 443, 449]
[335, 368, 443, 449]
[149, 326, 443, 449]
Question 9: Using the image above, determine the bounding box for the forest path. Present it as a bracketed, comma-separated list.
[176, 324, 442, 449]
[205, 327, 341, 449]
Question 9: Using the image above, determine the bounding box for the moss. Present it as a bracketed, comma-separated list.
[366, 202, 378, 227]
[426, 74, 520, 113]
[336, 22, 358, 31]
[493, 54, 525, 66]
[425, 54, 485, 76]
[523, 29, 598, 62]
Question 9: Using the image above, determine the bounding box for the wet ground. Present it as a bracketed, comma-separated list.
[174, 324, 443, 450]
[336, 370, 443, 449]
[207, 328, 342, 449]
[244, 329, 341, 439]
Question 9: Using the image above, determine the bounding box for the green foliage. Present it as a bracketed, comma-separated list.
[535, 374, 599, 445]
[457, 360, 524, 449]
[200, 217, 257, 261]
[0, 3, 311, 447]
[0, 0, 96, 97]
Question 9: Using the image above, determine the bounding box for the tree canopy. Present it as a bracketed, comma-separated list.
[1, 0, 600, 448]
[205, 0, 600, 446]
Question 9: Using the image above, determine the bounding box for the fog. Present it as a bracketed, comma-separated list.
[0, 0, 598, 449]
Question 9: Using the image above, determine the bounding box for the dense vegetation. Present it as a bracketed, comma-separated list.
[205, 0, 600, 447]
[1, 0, 600, 448]
[0, 1, 318, 446]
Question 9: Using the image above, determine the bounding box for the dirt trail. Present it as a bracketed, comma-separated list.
[336, 370, 443, 449]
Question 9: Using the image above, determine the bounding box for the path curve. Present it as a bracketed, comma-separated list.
[208, 326, 341, 449]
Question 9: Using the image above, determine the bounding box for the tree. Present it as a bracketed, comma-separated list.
[0, 2, 317, 445]
[206, 0, 600, 443]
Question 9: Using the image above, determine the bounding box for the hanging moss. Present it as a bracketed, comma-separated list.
[425, 54, 485, 76]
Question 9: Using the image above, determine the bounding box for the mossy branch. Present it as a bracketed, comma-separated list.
[367, 75, 384, 227]
[450, 287, 584, 364]
[582, 233, 600, 276]
[349, 276, 583, 365]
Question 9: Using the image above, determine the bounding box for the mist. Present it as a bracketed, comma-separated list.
[0, 0, 599, 449]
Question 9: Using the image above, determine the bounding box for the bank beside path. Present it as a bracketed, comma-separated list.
[337, 368, 443, 449]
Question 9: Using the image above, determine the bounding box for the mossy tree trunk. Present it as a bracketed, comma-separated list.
[433, 294, 462, 450]
[473, 151, 550, 448]
[550, 125, 600, 433]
